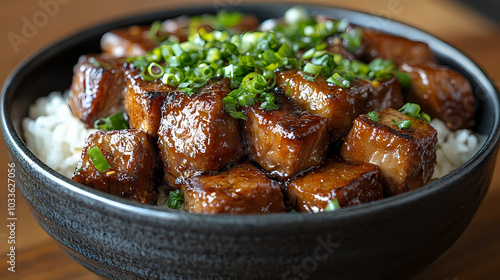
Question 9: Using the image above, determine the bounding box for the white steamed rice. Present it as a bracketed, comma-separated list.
[22, 91, 97, 178]
[23, 91, 482, 181]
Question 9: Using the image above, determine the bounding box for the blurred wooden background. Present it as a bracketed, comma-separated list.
[0, 0, 499, 279]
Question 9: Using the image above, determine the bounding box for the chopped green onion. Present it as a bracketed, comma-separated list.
[128, 9, 402, 119]
[395, 71, 412, 89]
[89, 58, 101, 68]
[284, 6, 310, 24]
[419, 112, 431, 124]
[167, 190, 185, 210]
[148, 20, 169, 43]
[94, 113, 129, 131]
[325, 198, 341, 212]
[215, 11, 243, 29]
[399, 103, 432, 124]
[147, 62, 165, 79]
[303, 62, 323, 76]
[399, 103, 420, 118]
[87, 146, 110, 172]
[326, 73, 351, 88]
[341, 28, 362, 53]
[393, 119, 413, 129]
[367, 111, 380, 122]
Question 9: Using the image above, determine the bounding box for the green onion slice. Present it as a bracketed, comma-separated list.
[326, 73, 351, 88]
[393, 119, 413, 129]
[167, 190, 185, 210]
[147, 62, 165, 79]
[94, 113, 129, 131]
[399, 103, 432, 124]
[399, 103, 420, 118]
[303, 62, 323, 76]
[87, 146, 110, 172]
[367, 111, 380, 122]
[325, 198, 341, 212]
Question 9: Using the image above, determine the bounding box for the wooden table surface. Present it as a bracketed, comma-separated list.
[1, 0, 499, 279]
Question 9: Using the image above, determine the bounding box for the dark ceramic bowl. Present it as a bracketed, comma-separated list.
[2, 3, 499, 280]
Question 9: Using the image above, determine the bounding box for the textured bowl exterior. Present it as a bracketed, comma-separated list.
[2, 3, 500, 280]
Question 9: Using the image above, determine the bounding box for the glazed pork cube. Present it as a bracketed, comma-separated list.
[68, 54, 126, 128]
[101, 25, 157, 58]
[123, 66, 177, 137]
[362, 29, 437, 67]
[241, 92, 329, 179]
[182, 163, 285, 214]
[340, 108, 438, 196]
[276, 69, 403, 141]
[286, 158, 383, 213]
[401, 63, 475, 130]
[72, 129, 159, 204]
[158, 79, 245, 188]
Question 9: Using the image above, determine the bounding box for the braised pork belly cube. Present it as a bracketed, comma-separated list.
[72, 129, 159, 204]
[123, 67, 176, 137]
[401, 63, 475, 130]
[158, 79, 245, 188]
[363, 29, 437, 67]
[276, 69, 403, 141]
[241, 92, 329, 179]
[340, 108, 437, 196]
[286, 158, 383, 213]
[101, 26, 157, 58]
[182, 163, 285, 214]
[68, 54, 126, 128]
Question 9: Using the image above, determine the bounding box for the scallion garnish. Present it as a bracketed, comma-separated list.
[419, 112, 431, 124]
[326, 73, 351, 88]
[94, 113, 129, 131]
[148, 20, 170, 43]
[147, 62, 165, 79]
[399, 103, 432, 124]
[367, 111, 380, 122]
[303, 62, 323, 76]
[325, 198, 341, 212]
[167, 190, 185, 210]
[87, 146, 110, 172]
[395, 71, 412, 89]
[399, 103, 420, 118]
[126, 7, 401, 119]
[393, 119, 413, 129]
[214, 10, 244, 29]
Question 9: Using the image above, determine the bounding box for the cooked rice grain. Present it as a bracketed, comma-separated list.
[22, 92, 97, 178]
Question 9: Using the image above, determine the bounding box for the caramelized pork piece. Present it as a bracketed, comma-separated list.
[241, 91, 329, 179]
[340, 108, 437, 196]
[363, 29, 437, 66]
[123, 66, 176, 137]
[101, 26, 157, 58]
[286, 158, 383, 213]
[401, 63, 475, 130]
[72, 129, 159, 204]
[158, 79, 245, 188]
[276, 69, 403, 141]
[182, 163, 285, 214]
[68, 54, 126, 128]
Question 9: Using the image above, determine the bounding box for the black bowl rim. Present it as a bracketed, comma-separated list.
[2, 2, 500, 226]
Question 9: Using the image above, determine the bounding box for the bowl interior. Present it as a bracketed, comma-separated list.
[2, 3, 499, 220]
